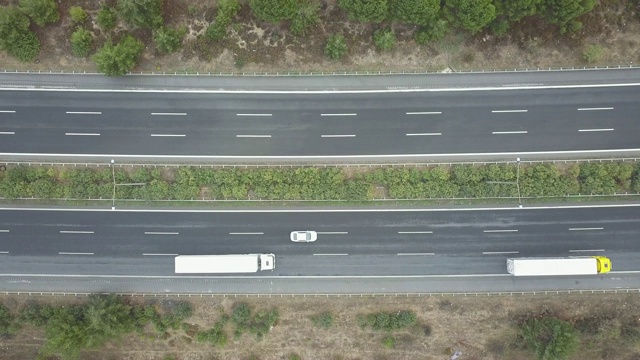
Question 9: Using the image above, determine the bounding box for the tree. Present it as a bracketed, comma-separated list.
[205, 0, 241, 40]
[92, 35, 144, 76]
[445, 0, 496, 34]
[521, 317, 578, 360]
[117, 0, 163, 29]
[290, 0, 320, 36]
[391, 0, 439, 26]
[338, 0, 388, 23]
[493, 0, 541, 22]
[414, 19, 449, 45]
[324, 34, 348, 59]
[70, 28, 93, 57]
[19, 0, 59, 26]
[97, 6, 117, 31]
[373, 28, 395, 51]
[0, 6, 40, 62]
[542, 0, 596, 27]
[249, 0, 297, 23]
[69, 6, 87, 24]
[153, 26, 185, 54]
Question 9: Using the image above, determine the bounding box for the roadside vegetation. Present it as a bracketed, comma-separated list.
[0, 293, 639, 359]
[0, 161, 638, 203]
[0, 0, 639, 74]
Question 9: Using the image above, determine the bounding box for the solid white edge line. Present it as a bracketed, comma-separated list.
[1, 203, 640, 213]
[0, 132, 15, 135]
[320, 113, 357, 116]
[229, 232, 264, 235]
[66, 111, 101, 115]
[144, 232, 179, 235]
[483, 229, 518, 233]
[406, 111, 442, 115]
[577, 107, 614, 111]
[236, 113, 272, 116]
[398, 231, 433, 234]
[151, 113, 187, 116]
[316, 232, 348, 234]
[236, 135, 272, 138]
[482, 251, 519, 255]
[65, 133, 100, 136]
[406, 133, 441, 136]
[491, 110, 528, 113]
[321, 135, 356, 138]
[150, 134, 186, 137]
[59, 230, 94, 234]
[578, 128, 614, 132]
[58, 252, 94, 255]
[397, 253, 435, 256]
[568, 227, 604, 231]
[492, 131, 528, 134]
[569, 249, 605, 252]
[143, 253, 179, 256]
[313, 253, 348, 256]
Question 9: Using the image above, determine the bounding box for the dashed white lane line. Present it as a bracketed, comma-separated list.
[236, 113, 272, 117]
[492, 131, 528, 135]
[151, 112, 187, 116]
[568, 227, 604, 231]
[66, 111, 101, 115]
[398, 231, 433, 234]
[397, 253, 435, 256]
[144, 231, 179, 235]
[482, 251, 519, 255]
[491, 110, 528, 113]
[316, 231, 348, 235]
[0, 251, 9, 254]
[321, 134, 356, 138]
[578, 128, 614, 132]
[229, 232, 264, 235]
[320, 113, 357, 116]
[483, 229, 518, 233]
[58, 252, 94, 255]
[236, 135, 272, 138]
[406, 111, 442, 115]
[0, 230, 9, 233]
[0, 110, 16, 113]
[406, 133, 441, 136]
[0, 132, 15, 135]
[65, 133, 100, 136]
[313, 253, 348, 256]
[150, 134, 186, 137]
[59, 230, 94, 234]
[577, 107, 614, 111]
[143, 253, 179, 256]
[569, 249, 605, 252]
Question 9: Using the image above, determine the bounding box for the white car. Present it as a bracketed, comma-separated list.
[290, 230, 317, 242]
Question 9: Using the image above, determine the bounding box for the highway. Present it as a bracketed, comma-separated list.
[0, 85, 639, 159]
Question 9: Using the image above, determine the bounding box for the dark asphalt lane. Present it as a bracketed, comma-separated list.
[0, 86, 638, 156]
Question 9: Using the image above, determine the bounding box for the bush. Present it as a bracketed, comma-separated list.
[338, 0, 388, 23]
[490, 18, 510, 37]
[373, 28, 395, 51]
[391, 0, 439, 26]
[249, 309, 279, 340]
[382, 336, 395, 348]
[290, 0, 320, 36]
[359, 311, 417, 332]
[19, 0, 59, 26]
[117, 0, 163, 29]
[232, 303, 251, 326]
[542, 0, 596, 27]
[521, 317, 578, 360]
[20, 303, 55, 327]
[0, 6, 40, 62]
[154, 26, 185, 54]
[0, 304, 21, 337]
[93, 35, 144, 76]
[445, 0, 496, 34]
[414, 20, 448, 45]
[8, 30, 40, 62]
[69, 6, 87, 23]
[583, 44, 604, 64]
[196, 316, 228, 347]
[324, 34, 348, 59]
[97, 7, 117, 31]
[249, 0, 297, 23]
[206, 0, 241, 40]
[494, 0, 541, 22]
[311, 312, 334, 329]
[70, 28, 93, 57]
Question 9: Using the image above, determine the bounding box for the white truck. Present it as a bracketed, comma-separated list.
[174, 254, 275, 274]
[507, 256, 611, 276]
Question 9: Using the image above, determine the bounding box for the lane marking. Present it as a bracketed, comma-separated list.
[236, 135, 272, 138]
[65, 133, 100, 136]
[143, 253, 179, 256]
[321, 113, 357, 116]
[229, 232, 264, 235]
[321, 134, 356, 138]
[0, 132, 15, 135]
[483, 251, 519, 255]
[150, 134, 186, 137]
[578, 128, 614, 132]
[66, 111, 101, 115]
[569, 249, 605, 252]
[59, 230, 94, 234]
[578, 107, 614, 111]
[313, 253, 348, 256]
[491, 110, 528, 113]
[0, 230, 9, 233]
[492, 131, 528, 134]
[483, 229, 518, 233]
[58, 252, 94, 255]
[316, 231, 348, 235]
[569, 227, 604, 231]
[236, 113, 272, 117]
[398, 231, 433, 234]
[406, 133, 441, 136]
[0, 251, 8, 254]
[151, 112, 187, 116]
[397, 253, 435, 256]
[406, 111, 442, 115]
[144, 231, 179, 235]
[0, 110, 16, 113]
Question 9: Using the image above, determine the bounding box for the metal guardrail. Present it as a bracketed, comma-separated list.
[1, 64, 639, 77]
[3, 289, 640, 297]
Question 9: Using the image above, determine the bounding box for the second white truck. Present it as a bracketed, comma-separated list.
[507, 256, 611, 276]
[174, 254, 275, 274]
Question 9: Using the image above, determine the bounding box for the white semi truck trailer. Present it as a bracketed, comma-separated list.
[507, 256, 611, 276]
[174, 254, 275, 274]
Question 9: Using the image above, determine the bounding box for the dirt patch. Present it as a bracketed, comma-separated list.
[1, 0, 639, 73]
[1, 293, 640, 359]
